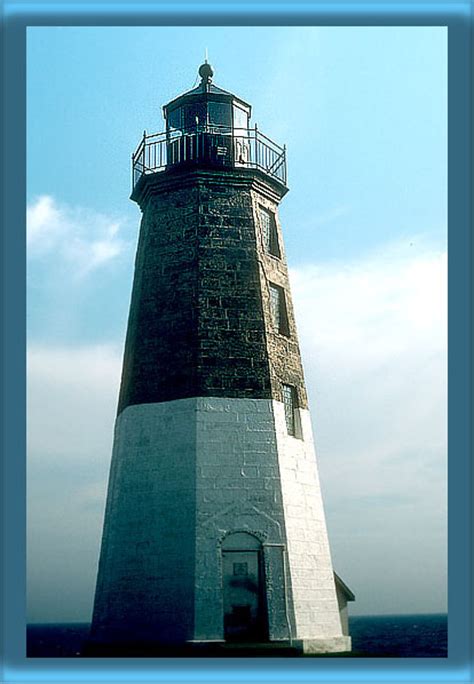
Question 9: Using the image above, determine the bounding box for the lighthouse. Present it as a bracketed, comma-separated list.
[90, 62, 353, 654]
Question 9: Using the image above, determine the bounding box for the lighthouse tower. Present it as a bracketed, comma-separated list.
[90, 63, 352, 654]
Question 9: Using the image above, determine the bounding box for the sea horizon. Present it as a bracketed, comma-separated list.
[27, 613, 448, 658]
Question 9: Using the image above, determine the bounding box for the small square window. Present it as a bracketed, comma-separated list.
[259, 207, 281, 258]
[233, 562, 248, 576]
[269, 283, 289, 336]
[282, 384, 297, 436]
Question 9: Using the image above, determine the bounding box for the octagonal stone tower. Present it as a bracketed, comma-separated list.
[90, 63, 352, 654]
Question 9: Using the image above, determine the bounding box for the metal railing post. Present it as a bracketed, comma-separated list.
[255, 123, 258, 169]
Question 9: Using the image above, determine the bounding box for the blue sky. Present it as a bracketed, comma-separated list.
[27, 26, 447, 622]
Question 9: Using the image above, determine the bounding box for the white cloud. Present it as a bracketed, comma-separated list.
[27, 344, 122, 464]
[27, 195, 63, 248]
[27, 343, 123, 622]
[311, 205, 351, 228]
[290, 240, 447, 480]
[27, 195, 128, 276]
[291, 241, 446, 363]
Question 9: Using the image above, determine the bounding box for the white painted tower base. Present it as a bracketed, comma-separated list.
[92, 396, 349, 650]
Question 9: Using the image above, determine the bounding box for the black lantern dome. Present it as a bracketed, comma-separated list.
[163, 62, 251, 135]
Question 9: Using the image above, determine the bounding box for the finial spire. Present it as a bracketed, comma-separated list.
[198, 60, 213, 88]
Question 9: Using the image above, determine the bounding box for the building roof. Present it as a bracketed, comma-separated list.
[334, 572, 355, 601]
[178, 81, 236, 99]
[164, 62, 251, 113]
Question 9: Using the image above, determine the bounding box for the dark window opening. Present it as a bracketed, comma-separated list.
[282, 384, 297, 436]
[167, 107, 182, 130]
[167, 102, 233, 134]
[233, 562, 248, 576]
[259, 207, 281, 258]
[182, 103, 207, 131]
[208, 102, 232, 131]
[269, 283, 289, 336]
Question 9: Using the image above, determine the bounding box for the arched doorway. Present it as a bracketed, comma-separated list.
[221, 532, 268, 642]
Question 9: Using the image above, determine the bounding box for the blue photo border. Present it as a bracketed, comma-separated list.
[2, 1, 472, 682]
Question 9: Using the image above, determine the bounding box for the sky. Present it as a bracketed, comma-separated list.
[27, 26, 447, 622]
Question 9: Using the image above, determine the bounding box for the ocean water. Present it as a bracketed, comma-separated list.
[26, 614, 447, 658]
[349, 614, 447, 657]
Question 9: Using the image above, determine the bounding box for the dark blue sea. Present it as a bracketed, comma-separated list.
[26, 614, 447, 658]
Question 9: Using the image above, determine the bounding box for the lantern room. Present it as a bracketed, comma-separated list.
[131, 62, 287, 194]
[164, 62, 251, 135]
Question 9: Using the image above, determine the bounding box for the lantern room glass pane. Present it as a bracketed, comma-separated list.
[208, 102, 231, 130]
[167, 107, 182, 130]
[183, 103, 207, 131]
[233, 104, 249, 131]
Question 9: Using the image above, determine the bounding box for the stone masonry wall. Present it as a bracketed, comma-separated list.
[249, 180, 342, 640]
[118, 169, 276, 414]
[91, 397, 296, 644]
[251, 188, 308, 408]
[91, 400, 197, 643]
[272, 401, 343, 639]
[93, 166, 345, 648]
[193, 396, 295, 641]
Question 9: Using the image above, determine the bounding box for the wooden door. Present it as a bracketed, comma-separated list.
[222, 550, 265, 641]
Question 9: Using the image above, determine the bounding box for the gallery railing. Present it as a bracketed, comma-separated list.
[132, 125, 287, 190]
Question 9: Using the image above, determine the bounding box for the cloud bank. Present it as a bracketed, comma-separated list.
[27, 195, 136, 344]
[27, 344, 122, 464]
[27, 344, 122, 623]
[290, 240, 447, 614]
[27, 195, 128, 277]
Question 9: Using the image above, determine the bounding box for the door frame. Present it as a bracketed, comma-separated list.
[221, 532, 269, 642]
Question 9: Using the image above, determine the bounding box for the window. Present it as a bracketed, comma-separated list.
[208, 102, 232, 131]
[269, 283, 289, 336]
[183, 102, 207, 130]
[282, 384, 297, 436]
[167, 107, 182, 131]
[233, 103, 249, 131]
[259, 207, 281, 258]
[233, 562, 248, 576]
